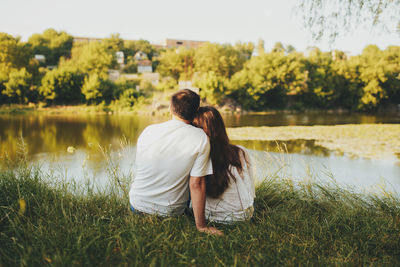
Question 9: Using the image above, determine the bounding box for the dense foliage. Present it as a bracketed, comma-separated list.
[1, 29, 399, 111]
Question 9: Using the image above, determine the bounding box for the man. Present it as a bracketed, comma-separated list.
[129, 89, 221, 235]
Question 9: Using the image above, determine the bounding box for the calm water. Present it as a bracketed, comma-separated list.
[1, 113, 400, 194]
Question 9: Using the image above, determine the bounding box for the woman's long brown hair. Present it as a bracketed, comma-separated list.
[192, 106, 248, 198]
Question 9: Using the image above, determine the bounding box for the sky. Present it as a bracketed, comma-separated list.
[1, 0, 399, 55]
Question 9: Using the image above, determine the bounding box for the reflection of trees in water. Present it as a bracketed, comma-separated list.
[232, 139, 331, 157]
[222, 113, 397, 127]
[0, 114, 168, 164]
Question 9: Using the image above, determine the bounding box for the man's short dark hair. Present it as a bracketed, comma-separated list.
[171, 89, 200, 121]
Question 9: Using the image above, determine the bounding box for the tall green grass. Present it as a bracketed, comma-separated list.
[1, 163, 400, 266]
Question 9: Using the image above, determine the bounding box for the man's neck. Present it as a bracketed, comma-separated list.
[172, 114, 191, 124]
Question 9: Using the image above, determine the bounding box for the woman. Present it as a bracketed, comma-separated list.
[192, 106, 255, 223]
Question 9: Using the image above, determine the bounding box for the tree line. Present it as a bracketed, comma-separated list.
[1, 29, 399, 111]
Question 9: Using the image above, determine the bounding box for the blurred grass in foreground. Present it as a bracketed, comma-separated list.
[1, 160, 400, 266]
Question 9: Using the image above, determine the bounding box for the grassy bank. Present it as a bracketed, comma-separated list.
[228, 124, 400, 161]
[1, 166, 400, 266]
[2, 102, 390, 116]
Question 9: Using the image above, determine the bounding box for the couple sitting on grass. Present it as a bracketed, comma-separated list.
[129, 89, 255, 235]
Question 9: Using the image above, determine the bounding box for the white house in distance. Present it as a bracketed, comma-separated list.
[115, 51, 124, 65]
[133, 51, 153, 73]
[138, 60, 153, 73]
[34, 54, 46, 63]
[134, 51, 147, 61]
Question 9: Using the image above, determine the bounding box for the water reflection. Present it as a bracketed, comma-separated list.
[27, 145, 400, 195]
[0, 114, 168, 162]
[1, 112, 399, 162]
[255, 151, 400, 195]
[232, 139, 332, 157]
[223, 112, 400, 127]
[1, 113, 400, 195]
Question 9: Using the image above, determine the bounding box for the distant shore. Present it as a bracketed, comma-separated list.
[1, 103, 398, 116]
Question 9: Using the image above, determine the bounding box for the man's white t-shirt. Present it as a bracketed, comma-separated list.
[129, 119, 213, 216]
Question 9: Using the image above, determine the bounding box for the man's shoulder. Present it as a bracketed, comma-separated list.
[140, 120, 207, 140]
[187, 123, 207, 134]
[155, 120, 206, 135]
[185, 124, 209, 142]
[141, 120, 172, 133]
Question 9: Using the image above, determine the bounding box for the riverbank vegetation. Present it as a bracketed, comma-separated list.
[1, 29, 399, 113]
[228, 124, 400, 161]
[1, 162, 400, 265]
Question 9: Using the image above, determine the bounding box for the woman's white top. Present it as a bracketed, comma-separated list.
[205, 147, 255, 223]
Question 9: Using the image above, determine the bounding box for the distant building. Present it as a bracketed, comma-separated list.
[138, 60, 153, 73]
[134, 51, 148, 61]
[34, 54, 46, 63]
[162, 38, 206, 49]
[73, 36, 103, 43]
[152, 44, 164, 50]
[108, 70, 121, 82]
[73, 36, 207, 50]
[116, 51, 124, 64]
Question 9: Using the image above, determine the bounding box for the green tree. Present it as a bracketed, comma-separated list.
[234, 41, 254, 59]
[230, 51, 307, 110]
[257, 39, 265, 56]
[72, 41, 114, 78]
[39, 62, 84, 104]
[157, 48, 195, 81]
[2, 68, 32, 103]
[155, 78, 178, 92]
[381, 46, 400, 105]
[355, 45, 389, 110]
[122, 61, 138, 73]
[27, 29, 73, 66]
[103, 33, 124, 52]
[123, 39, 156, 60]
[303, 48, 337, 108]
[286, 45, 296, 54]
[0, 33, 32, 69]
[81, 73, 114, 104]
[194, 71, 229, 105]
[0, 33, 37, 103]
[194, 43, 246, 78]
[331, 56, 363, 110]
[272, 42, 285, 53]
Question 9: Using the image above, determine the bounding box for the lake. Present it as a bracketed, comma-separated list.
[1, 112, 400, 194]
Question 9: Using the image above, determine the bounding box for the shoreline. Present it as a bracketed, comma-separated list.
[1, 103, 399, 116]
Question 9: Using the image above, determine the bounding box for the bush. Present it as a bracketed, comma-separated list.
[155, 78, 178, 92]
[39, 64, 84, 104]
[82, 73, 114, 104]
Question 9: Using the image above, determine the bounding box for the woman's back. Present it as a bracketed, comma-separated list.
[192, 106, 256, 223]
[205, 147, 255, 223]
